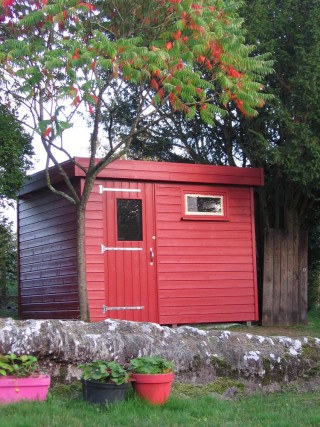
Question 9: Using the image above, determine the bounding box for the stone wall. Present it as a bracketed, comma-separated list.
[0, 318, 319, 384]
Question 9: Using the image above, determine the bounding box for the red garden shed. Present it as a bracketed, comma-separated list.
[18, 159, 263, 325]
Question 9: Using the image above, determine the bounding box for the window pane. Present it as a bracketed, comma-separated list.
[117, 199, 143, 241]
[186, 195, 223, 215]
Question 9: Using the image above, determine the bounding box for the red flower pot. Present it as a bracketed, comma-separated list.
[131, 372, 174, 405]
[0, 375, 51, 404]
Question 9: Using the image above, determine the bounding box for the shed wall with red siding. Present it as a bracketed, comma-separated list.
[18, 159, 262, 324]
[84, 179, 106, 321]
[155, 183, 258, 324]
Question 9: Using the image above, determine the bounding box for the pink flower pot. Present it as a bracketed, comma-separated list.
[0, 375, 51, 403]
[131, 372, 174, 405]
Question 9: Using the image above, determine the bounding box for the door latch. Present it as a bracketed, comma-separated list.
[149, 248, 154, 266]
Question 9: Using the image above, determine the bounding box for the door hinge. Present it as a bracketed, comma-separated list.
[103, 305, 144, 313]
[99, 185, 141, 194]
[101, 245, 143, 253]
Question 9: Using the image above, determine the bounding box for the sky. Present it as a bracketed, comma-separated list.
[3, 118, 92, 229]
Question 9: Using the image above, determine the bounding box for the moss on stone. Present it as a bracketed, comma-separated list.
[192, 354, 203, 369]
[262, 358, 272, 385]
[210, 355, 238, 378]
[302, 343, 320, 361]
[172, 378, 245, 398]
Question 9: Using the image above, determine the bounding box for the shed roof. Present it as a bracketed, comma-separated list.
[19, 158, 264, 196]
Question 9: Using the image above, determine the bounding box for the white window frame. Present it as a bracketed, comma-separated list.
[184, 194, 224, 216]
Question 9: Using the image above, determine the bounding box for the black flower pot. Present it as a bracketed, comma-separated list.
[81, 379, 129, 404]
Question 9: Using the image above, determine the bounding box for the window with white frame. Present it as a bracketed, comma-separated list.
[185, 194, 224, 216]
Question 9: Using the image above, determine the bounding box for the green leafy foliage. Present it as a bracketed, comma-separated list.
[129, 356, 174, 374]
[0, 0, 274, 321]
[78, 360, 130, 385]
[0, 0, 273, 129]
[0, 215, 17, 310]
[0, 353, 39, 377]
[0, 105, 33, 206]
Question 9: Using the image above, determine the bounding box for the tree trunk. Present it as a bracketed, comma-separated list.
[76, 205, 90, 322]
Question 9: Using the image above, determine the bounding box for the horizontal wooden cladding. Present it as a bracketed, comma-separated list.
[20, 265, 77, 281]
[20, 248, 77, 267]
[86, 254, 105, 264]
[157, 213, 251, 224]
[156, 221, 252, 232]
[21, 292, 79, 304]
[159, 296, 255, 307]
[19, 184, 69, 204]
[21, 283, 78, 295]
[89, 308, 106, 322]
[19, 232, 77, 250]
[86, 263, 104, 274]
[19, 222, 77, 243]
[20, 256, 77, 273]
[158, 263, 253, 272]
[158, 255, 252, 264]
[19, 196, 73, 218]
[85, 211, 103, 222]
[85, 201, 104, 213]
[158, 279, 254, 290]
[159, 271, 254, 281]
[20, 275, 78, 289]
[19, 210, 76, 234]
[155, 185, 250, 197]
[160, 304, 254, 315]
[86, 272, 105, 283]
[157, 202, 251, 217]
[85, 246, 104, 256]
[20, 239, 77, 258]
[159, 312, 257, 324]
[157, 230, 252, 240]
[86, 290, 105, 300]
[157, 239, 251, 248]
[92, 159, 264, 187]
[157, 246, 253, 256]
[21, 285, 105, 307]
[20, 301, 79, 311]
[20, 309, 80, 320]
[159, 287, 254, 298]
[84, 228, 104, 238]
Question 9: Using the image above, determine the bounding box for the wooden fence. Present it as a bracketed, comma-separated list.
[262, 229, 308, 326]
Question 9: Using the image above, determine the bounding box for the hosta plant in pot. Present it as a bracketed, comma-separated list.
[129, 356, 174, 405]
[0, 353, 50, 404]
[79, 360, 131, 404]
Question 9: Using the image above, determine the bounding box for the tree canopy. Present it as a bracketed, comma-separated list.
[0, 0, 274, 320]
[0, 104, 33, 206]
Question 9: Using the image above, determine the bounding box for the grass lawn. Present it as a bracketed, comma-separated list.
[0, 382, 319, 427]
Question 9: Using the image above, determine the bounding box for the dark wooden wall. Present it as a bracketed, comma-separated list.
[262, 229, 308, 326]
[18, 187, 79, 319]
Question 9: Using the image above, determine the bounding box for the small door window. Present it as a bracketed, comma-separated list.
[185, 194, 224, 216]
[117, 199, 143, 241]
